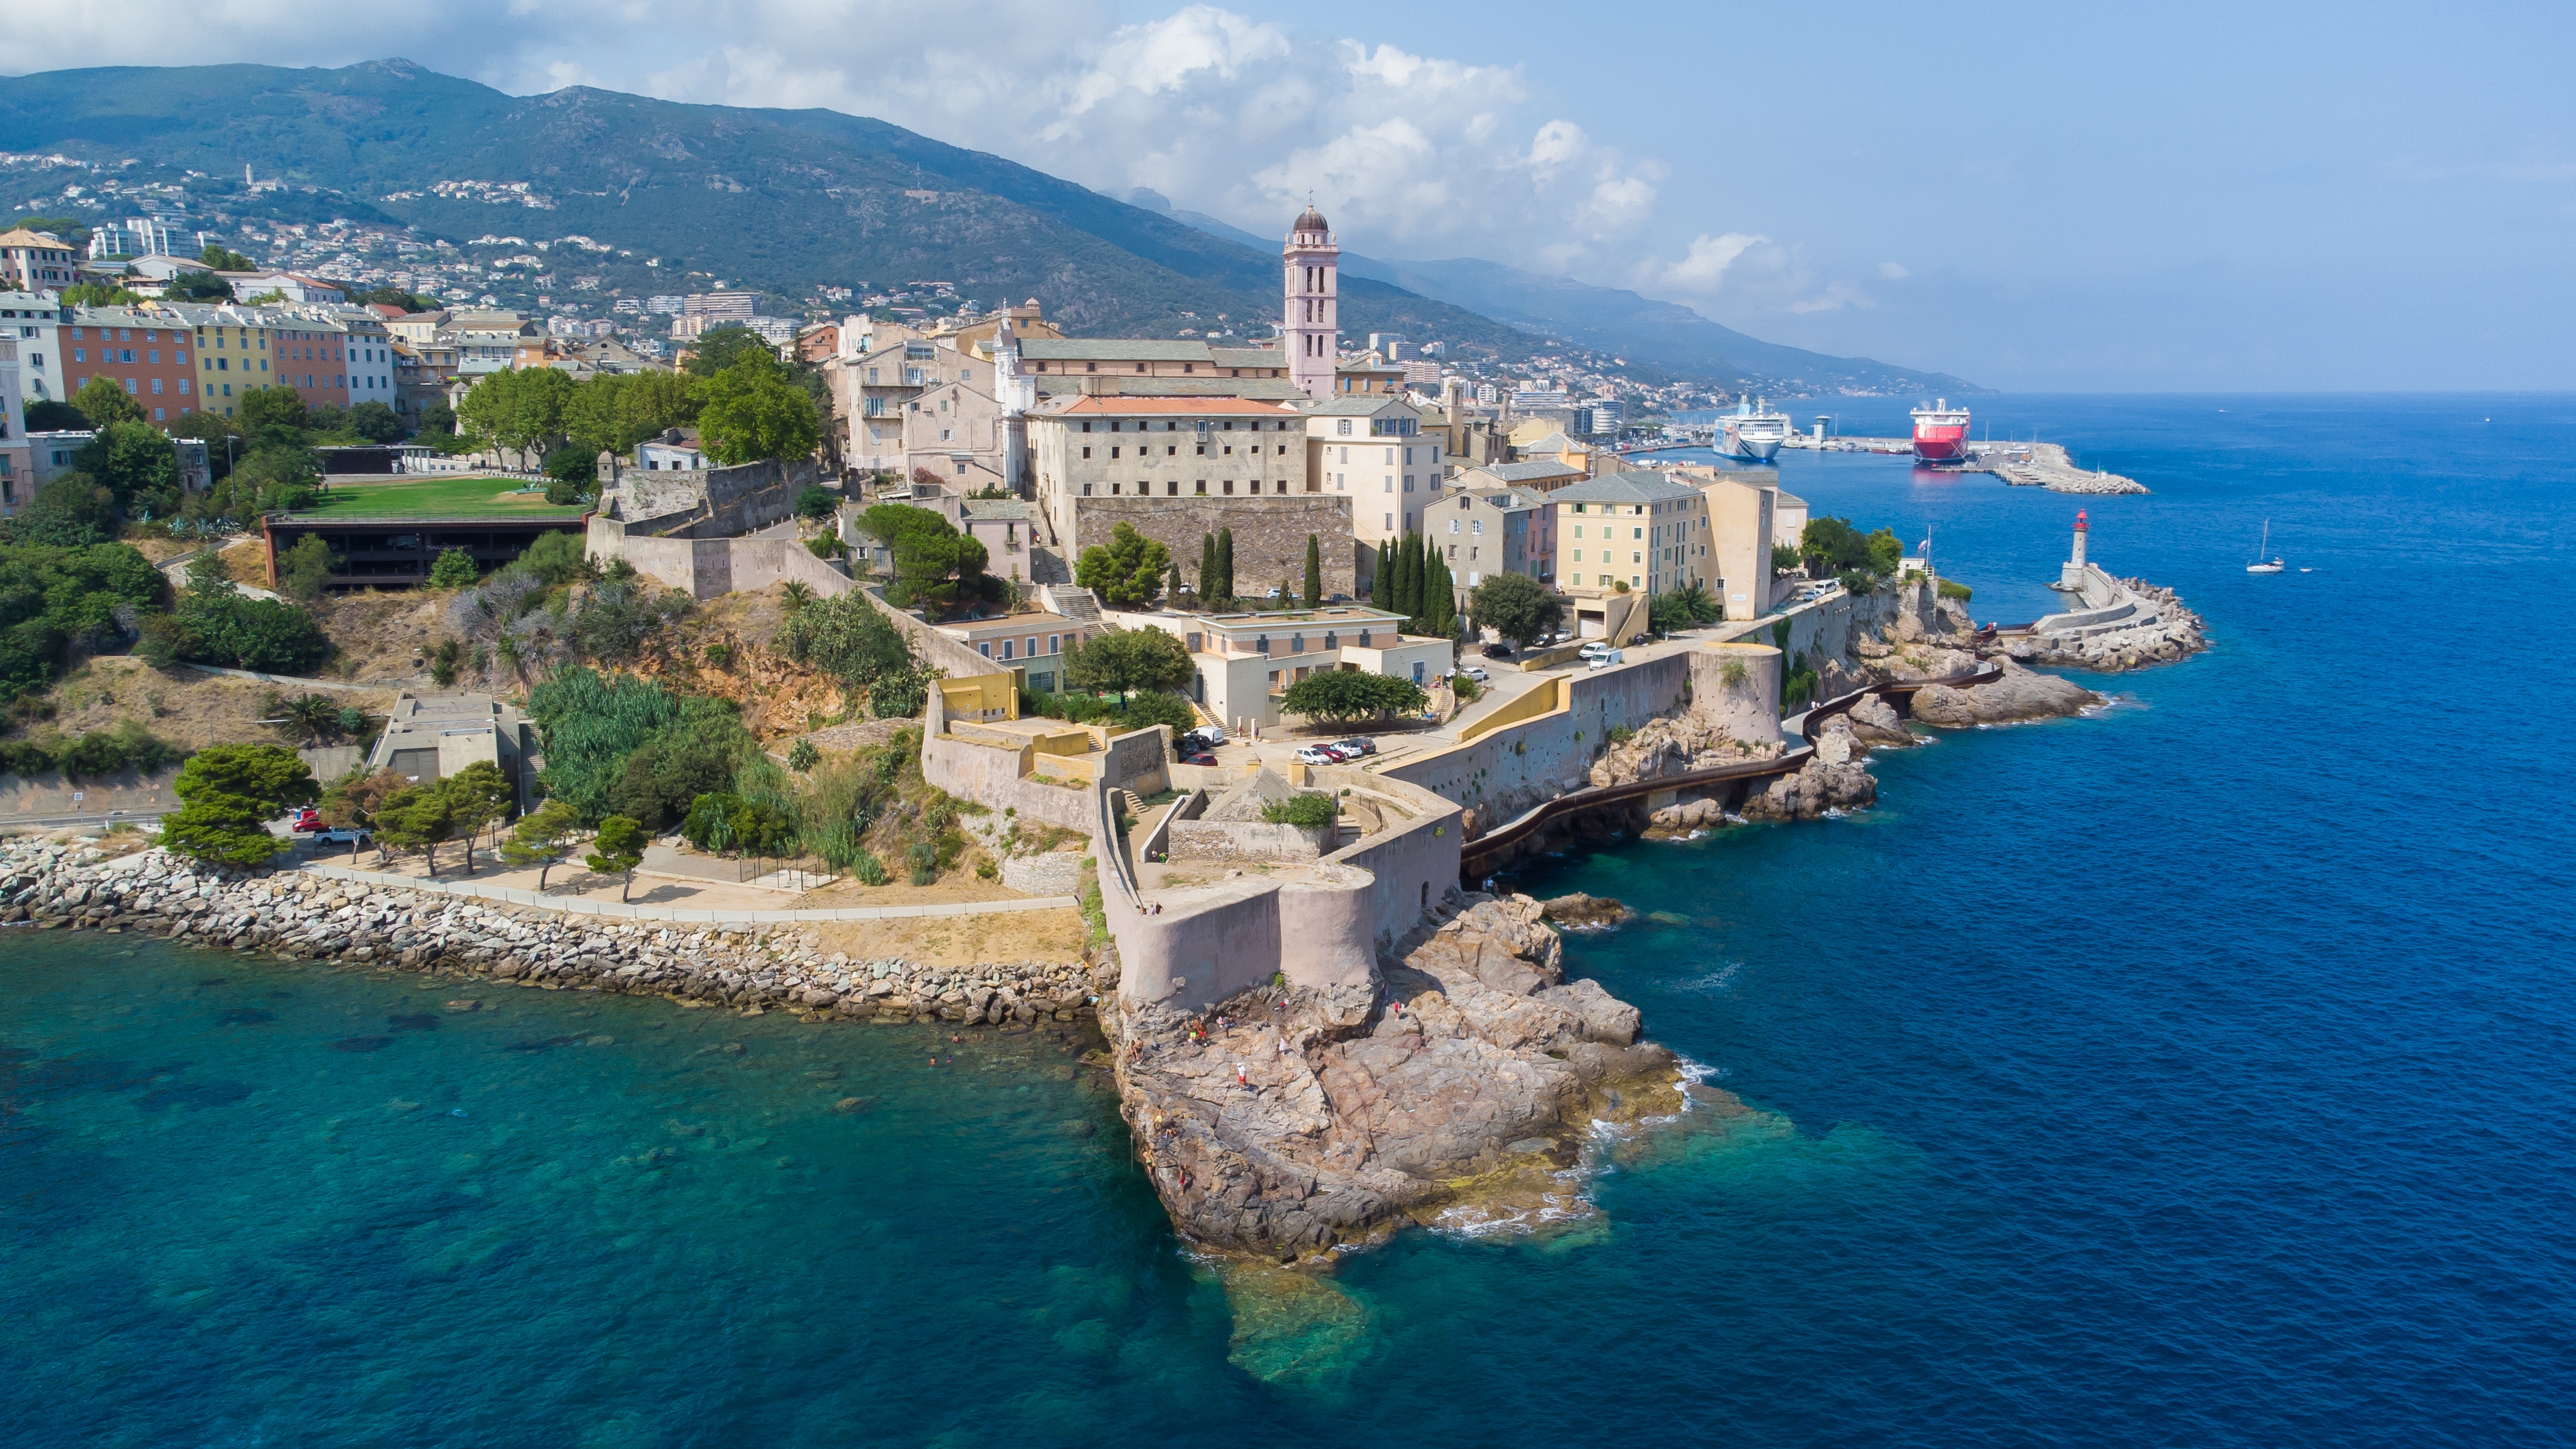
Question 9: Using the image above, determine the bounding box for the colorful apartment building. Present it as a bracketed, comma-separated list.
[63, 306, 202, 422]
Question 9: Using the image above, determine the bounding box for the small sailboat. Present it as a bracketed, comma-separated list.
[2246, 519, 2285, 574]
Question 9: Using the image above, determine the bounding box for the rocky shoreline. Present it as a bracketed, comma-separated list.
[1096, 890, 1683, 1259]
[1, 839, 1103, 1025]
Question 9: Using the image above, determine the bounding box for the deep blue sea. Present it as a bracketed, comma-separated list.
[7, 394, 2575, 1446]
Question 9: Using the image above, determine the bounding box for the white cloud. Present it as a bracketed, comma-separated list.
[1637, 231, 1876, 317]
[1877, 261, 1910, 281]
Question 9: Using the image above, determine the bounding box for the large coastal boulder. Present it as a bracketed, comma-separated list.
[1909, 657, 2098, 727]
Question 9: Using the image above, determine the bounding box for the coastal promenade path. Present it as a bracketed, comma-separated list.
[1459, 663, 1998, 874]
[289, 859, 1081, 926]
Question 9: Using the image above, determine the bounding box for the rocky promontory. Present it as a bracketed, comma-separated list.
[1100, 892, 1679, 1257]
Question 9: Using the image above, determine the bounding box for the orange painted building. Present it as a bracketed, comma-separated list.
[64, 306, 202, 422]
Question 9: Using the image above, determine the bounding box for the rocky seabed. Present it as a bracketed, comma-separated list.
[1, 841, 1107, 1024]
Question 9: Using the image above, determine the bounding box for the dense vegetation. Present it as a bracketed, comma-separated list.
[774, 592, 934, 719]
[0, 542, 168, 701]
[520, 663, 972, 886]
[1798, 516, 1906, 591]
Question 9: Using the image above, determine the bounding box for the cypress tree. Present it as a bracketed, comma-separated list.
[1423, 551, 1455, 637]
[1199, 533, 1217, 602]
[1215, 527, 1235, 606]
[1303, 533, 1322, 608]
[1398, 534, 1424, 620]
[1371, 544, 1395, 611]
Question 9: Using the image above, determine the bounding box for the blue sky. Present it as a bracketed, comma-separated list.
[7, 0, 2570, 390]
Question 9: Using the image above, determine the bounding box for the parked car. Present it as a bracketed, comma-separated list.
[1180, 752, 1219, 767]
[287, 807, 326, 833]
[1578, 640, 1612, 659]
[1462, 665, 1491, 682]
[1587, 656, 1613, 671]
[1322, 740, 1366, 762]
[1335, 736, 1378, 756]
[1483, 642, 1516, 658]
[1182, 726, 1229, 752]
[312, 827, 372, 847]
[1295, 744, 1339, 766]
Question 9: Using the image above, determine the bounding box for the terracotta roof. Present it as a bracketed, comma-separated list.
[1048, 395, 1296, 417]
[0, 228, 73, 250]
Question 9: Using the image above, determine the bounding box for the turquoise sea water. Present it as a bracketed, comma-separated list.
[8, 394, 2575, 1446]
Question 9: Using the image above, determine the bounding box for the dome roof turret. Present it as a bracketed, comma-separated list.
[1292, 204, 1329, 234]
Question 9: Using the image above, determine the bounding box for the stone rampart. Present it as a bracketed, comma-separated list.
[607, 458, 817, 541]
[1071, 495, 1356, 598]
[1166, 820, 1326, 862]
[1383, 654, 1688, 833]
[586, 516, 858, 602]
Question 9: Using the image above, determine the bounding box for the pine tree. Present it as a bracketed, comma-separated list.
[1215, 527, 1235, 606]
[1199, 533, 1217, 602]
[1371, 544, 1395, 611]
[1303, 533, 1323, 608]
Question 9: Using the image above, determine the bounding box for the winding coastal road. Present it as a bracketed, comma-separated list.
[1458, 663, 2000, 873]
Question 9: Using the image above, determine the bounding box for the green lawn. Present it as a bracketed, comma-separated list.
[288, 476, 590, 519]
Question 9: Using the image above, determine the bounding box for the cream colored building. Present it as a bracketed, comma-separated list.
[1303, 394, 1444, 555]
[1696, 469, 1779, 622]
[1548, 470, 1713, 599]
[1104, 603, 1450, 730]
[1030, 393, 1306, 531]
[931, 608, 1097, 693]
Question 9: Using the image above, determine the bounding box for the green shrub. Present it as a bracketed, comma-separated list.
[428, 548, 480, 590]
[906, 839, 939, 886]
[853, 851, 888, 886]
[1938, 579, 1973, 602]
[176, 592, 332, 674]
[1259, 792, 1339, 829]
[795, 485, 839, 522]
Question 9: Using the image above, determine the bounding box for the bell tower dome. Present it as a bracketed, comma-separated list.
[1283, 201, 1338, 403]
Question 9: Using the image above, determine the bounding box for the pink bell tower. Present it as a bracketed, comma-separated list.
[1283, 200, 1338, 403]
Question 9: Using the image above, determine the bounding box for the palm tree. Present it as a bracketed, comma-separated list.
[781, 581, 814, 614]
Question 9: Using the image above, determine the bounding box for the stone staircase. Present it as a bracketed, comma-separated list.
[1109, 788, 1144, 825]
[1039, 583, 1102, 622]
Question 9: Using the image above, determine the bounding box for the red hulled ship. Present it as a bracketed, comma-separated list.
[1911, 399, 1971, 463]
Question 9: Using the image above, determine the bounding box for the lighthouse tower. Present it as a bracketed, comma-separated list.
[1283, 202, 1338, 402]
[2060, 509, 2091, 591]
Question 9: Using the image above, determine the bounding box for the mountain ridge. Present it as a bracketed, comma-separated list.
[0, 59, 1975, 395]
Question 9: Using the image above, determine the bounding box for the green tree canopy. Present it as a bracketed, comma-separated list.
[373, 783, 458, 875]
[585, 815, 649, 902]
[437, 760, 515, 874]
[1799, 516, 1905, 579]
[563, 370, 698, 458]
[1062, 626, 1194, 697]
[1074, 523, 1170, 606]
[162, 743, 318, 868]
[1468, 571, 1563, 646]
[73, 376, 146, 429]
[1649, 580, 1721, 634]
[500, 799, 582, 891]
[1304, 533, 1323, 608]
[458, 367, 576, 455]
[200, 243, 255, 271]
[163, 269, 234, 302]
[1279, 668, 1428, 725]
[74, 422, 180, 517]
[682, 326, 781, 376]
[236, 385, 310, 438]
[858, 504, 986, 611]
[25, 398, 89, 432]
[693, 352, 820, 466]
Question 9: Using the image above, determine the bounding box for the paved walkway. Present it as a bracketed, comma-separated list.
[291, 859, 1081, 925]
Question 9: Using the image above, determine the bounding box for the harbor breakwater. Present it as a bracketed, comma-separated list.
[1, 841, 1103, 1025]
